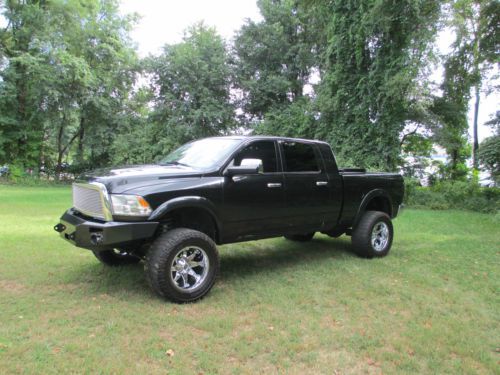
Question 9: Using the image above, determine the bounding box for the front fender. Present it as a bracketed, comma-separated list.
[148, 196, 220, 226]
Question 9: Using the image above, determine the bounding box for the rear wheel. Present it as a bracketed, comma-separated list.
[351, 211, 393, 258]
[145, 228, 219, 303]
[92, 248, 141, 266]
[284, 232, 315, 242]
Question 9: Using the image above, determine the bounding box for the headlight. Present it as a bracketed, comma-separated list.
[110, 194, 152, 217]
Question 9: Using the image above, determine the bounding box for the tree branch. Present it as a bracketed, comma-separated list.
[60, 130, 81, 156]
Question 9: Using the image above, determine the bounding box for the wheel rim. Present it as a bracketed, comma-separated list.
[170, 246, 209, 292]
[371, 222, 389, 252]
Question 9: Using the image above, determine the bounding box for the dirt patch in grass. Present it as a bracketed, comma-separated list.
[0, 279, 27, 294]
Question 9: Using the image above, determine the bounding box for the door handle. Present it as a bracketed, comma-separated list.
[267, 183, 282, 188]
[316, 181, 328, 186]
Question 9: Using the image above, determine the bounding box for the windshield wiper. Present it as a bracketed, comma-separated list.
[160, 161, 191, 167]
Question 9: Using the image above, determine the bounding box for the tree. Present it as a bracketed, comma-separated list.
[446, 0, 500, 170]
[313, 0, 441, 170]
[68, 0, 139, 170]
[478, 135, 500, 185]
[147, 23, 236, 158]
[477, 111, 500, 185]
[233, 0, 318, 125]
[430, 49, 473, 180]
[110, 87, 158, 165]
[0, 0, 50, 168]
[0, 0, 138, 178]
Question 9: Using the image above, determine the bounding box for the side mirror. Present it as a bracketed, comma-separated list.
[240, 158, 263, 173]
[224, 158, 263, 176]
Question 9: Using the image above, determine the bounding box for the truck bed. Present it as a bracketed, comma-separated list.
[338, 170, 404, 227]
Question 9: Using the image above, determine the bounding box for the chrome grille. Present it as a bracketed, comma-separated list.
[72, 183, 109, 220]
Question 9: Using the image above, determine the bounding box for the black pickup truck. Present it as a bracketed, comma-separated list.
[55, 136, 404, 302]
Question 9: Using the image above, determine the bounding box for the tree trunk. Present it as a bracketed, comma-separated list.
[15, 64, 28, 160]
[55, 112, 81, 180]
[451, 149, 458, 179]
[38, 128, 49, 177]
[55, 151, 64, 181]
[55, 115, 65, 181]
[77, 116, 85, 163]
[472, 84, 480, 170]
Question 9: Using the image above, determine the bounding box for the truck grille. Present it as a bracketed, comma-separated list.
[72, 183, 110, 221]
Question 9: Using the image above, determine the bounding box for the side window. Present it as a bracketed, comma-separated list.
[232, 141, 278, 173]
[282, 142, 320, 172]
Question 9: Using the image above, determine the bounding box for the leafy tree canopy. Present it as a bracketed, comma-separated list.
[146, 23, 236, 159]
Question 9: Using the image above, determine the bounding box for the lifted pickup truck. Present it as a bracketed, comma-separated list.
[55, 136, 404, 302]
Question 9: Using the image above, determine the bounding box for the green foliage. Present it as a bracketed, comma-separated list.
[0, 0, 138, 176]
[430, 40, 474, 179]
[484, 111, 500, 133]
[405, 179, 500, 213]
[110, 88, 159, 165]
[400, 131, 434, 179]
[6, 164, 26, 180]
[146, 23, 236, 160]
[233, 0, 318, 122]
[478, 135, 500, 185]
[0, 175, 71, 186]
[434, 0, 500, 171]
[314, 0, 441, 170]
[0, 0, 496, 180]
[479, 0, 500, 62]
[254, 97, 315, 138]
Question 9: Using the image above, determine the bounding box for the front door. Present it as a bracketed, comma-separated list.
[222, 140, 286, 240]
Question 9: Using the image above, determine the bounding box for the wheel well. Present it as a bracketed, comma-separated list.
[162, 207, 218, 243]
[365, 196, 392, 217]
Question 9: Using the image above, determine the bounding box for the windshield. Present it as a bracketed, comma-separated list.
[159, 138, 242, 170]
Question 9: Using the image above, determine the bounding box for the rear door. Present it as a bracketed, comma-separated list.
[280, 141, 330, 230]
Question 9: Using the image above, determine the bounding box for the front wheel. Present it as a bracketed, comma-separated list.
[144, 228, 219, 303]
[351, 211, 393, 258]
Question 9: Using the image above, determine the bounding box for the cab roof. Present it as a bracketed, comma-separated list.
[205, 135, 330, 146]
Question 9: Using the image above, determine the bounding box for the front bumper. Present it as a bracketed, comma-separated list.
[54, 209, 159, 250]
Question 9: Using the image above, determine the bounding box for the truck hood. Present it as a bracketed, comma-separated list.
[80, 164, 204, 194]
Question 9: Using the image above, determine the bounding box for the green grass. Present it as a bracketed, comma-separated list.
[0, 185, 498, 374]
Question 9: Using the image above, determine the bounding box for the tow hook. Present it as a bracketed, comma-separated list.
[90, 232, 104, 245]
[54, 223, 66, 233]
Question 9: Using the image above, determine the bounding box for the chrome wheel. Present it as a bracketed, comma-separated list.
[170, 246, 209, 292]
[371, 222, 389, 252]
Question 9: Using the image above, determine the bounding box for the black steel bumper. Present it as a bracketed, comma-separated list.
[54, 209, 159, 250]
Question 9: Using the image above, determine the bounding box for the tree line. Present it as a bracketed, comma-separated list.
[0, 0, 498, 183]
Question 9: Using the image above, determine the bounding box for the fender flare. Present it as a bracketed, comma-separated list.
[148, 196, 221, 230]
[353, 189, 393, 228]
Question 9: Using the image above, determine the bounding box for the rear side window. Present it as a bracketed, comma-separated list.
[282, 142, 320, 172]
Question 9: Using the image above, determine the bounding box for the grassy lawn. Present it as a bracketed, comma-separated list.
[0, 185, 498, 374]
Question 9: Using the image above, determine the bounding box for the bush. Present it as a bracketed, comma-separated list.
[405, 179, 500, 213]
[8, 164, 26, 180]
[0, 176, 71, 186]
[403, 178, 420, 204]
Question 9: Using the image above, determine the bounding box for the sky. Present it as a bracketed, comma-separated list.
[120, 0, 262, 56]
